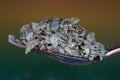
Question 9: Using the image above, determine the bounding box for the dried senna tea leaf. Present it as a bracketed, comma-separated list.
[8, 17, 107, 61]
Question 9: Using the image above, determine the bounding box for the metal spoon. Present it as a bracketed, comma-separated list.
[8, 34, 120, 65]
[34, 46, 120, 65]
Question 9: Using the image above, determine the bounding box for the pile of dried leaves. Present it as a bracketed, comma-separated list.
[8, 17, 106, 61]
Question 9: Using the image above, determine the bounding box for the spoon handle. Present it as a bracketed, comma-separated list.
[105, 45, 120, 57]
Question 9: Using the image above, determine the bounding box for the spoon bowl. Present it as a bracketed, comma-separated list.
[34, 45, 120, 65]
[8, 33, 120, 65]
[34, 49, 96, 65]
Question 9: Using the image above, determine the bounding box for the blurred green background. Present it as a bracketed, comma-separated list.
[0, 0, 120, 80]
